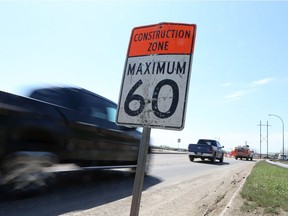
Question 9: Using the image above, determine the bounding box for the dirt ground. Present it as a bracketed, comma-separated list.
[62, 161, 267, 216]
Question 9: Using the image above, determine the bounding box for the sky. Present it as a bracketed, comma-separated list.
[1, 1, 288, 154]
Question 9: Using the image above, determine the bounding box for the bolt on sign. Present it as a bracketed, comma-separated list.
[117, 22, 197, 130]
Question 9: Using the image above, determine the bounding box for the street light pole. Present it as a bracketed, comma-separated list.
[268, 114, 285, 159]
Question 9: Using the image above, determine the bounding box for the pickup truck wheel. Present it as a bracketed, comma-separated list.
[189, 156, 194, 162]
[1, 153, 57, 196]
[210, 154, 216, 163]
[219, 154, 224, 163]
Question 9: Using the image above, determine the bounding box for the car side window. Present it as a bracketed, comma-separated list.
[90, 106, 107, 120]
[80, 91, 117, 123]
[107, 106, 117, 123]
[216, 141, 221, 148]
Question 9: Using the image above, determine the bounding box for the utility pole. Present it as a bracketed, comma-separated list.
[258, 121, 270, 158]
[266, 121, 270, 158]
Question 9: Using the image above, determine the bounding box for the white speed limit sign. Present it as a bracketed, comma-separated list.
[117, 22, 197, 130]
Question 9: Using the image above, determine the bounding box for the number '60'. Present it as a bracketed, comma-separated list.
[124, 79, 179, 119]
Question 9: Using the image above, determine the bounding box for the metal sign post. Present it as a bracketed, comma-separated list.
[130, 127, 151, 216]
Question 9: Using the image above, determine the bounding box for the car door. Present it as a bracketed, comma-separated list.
[216, 141, 222, 158]
[66, 90, 141, 166]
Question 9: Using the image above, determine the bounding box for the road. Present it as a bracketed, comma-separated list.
[148, 153, 232, 188]
[0, 153, 255, 216]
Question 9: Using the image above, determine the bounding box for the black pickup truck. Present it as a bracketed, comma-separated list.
[0, 86, 144, 194]
[188, 139, 225, 163]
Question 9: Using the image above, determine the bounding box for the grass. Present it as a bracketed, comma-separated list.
[240, 161, 288, 214]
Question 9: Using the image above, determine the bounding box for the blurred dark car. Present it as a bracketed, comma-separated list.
[0, 87, 144, 194]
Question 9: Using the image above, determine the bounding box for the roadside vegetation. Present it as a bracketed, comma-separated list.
[151, 145, 187, 152]
[240, 160, 288, 215]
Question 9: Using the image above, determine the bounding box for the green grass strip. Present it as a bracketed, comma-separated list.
[241, 161, 288, 211]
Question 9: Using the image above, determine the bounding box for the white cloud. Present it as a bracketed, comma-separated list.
[251, 78, 273, 87]
[225, 90, 245, 99]
[224, 77, 274, 100]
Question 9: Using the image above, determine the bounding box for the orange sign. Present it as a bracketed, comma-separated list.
[128, 22, 196, 57]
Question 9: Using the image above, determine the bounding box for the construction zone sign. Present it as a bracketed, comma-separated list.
[117, 22, 197, 130]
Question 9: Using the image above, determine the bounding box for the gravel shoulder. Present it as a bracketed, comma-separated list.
[63, 161, 255, 216]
